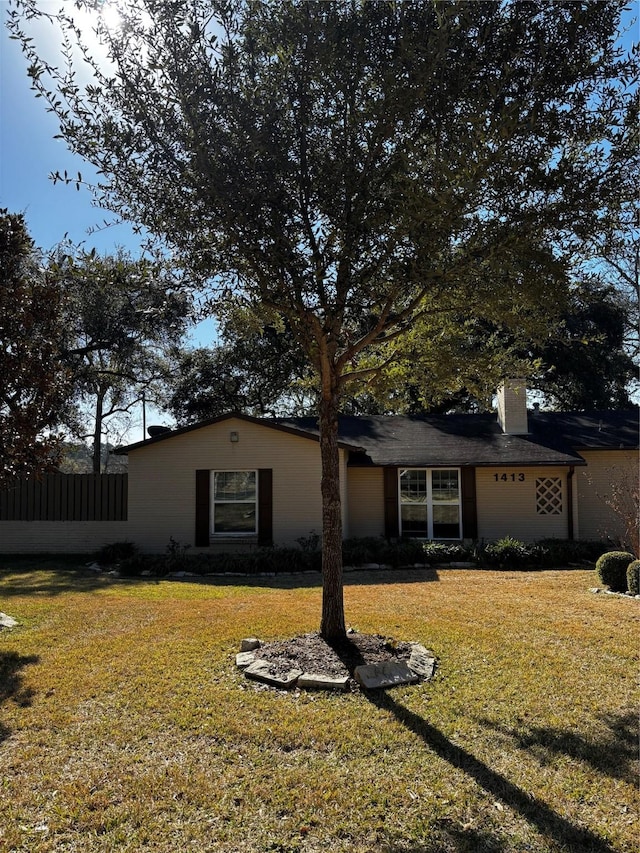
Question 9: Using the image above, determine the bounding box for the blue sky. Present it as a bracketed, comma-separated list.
[0, 7, 146, 254]
[0, 8, 218, 439]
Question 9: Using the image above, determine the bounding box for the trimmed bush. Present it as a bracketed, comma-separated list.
[536, 539, 610, 567]
[595, 551, 635, 592]
[342, 537, 389, 566]
[420, 542, 471, 565]
[118, 553, 164, 577]
[112, 537, 617, 578]
[341, 537, 475, 568]
[626, 560, 640, 596]
[95, 541, 138, 565]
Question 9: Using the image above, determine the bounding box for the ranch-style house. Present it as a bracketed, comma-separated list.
[0, 383, 636, 554]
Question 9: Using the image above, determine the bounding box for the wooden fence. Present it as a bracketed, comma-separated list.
[0, 474, 128, 521]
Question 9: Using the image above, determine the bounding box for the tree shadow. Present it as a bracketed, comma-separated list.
[0, 562, 440, 597]
[365, 690, 616, 853]
[379, 821, 505, 853]
[0, 563, 145, 598]
[476, 711, 639, 785]
[325, 634, 368, 672]
[0, 651, 39, 743]
[194, 566, 441, 591]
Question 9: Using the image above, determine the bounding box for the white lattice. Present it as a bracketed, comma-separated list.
[536, 477, 563, 515]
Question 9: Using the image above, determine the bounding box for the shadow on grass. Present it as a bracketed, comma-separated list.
[366, 691, 616, 853]
[0, 562, 440, 597]
[477, 711, 639, 785]
[192, 566, 441, 590]
[0, 651, 39, 743]
[0, 569, 129, 599]
[379, 822, 504, 853]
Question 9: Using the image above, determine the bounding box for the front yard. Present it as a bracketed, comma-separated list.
[0, 563, 637, 852]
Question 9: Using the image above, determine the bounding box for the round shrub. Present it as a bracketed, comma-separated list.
[595, 551, 635, 592]
[626, 560, 640, 596]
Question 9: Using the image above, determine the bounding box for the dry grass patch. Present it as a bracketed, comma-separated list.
[0, 563, 638, 852]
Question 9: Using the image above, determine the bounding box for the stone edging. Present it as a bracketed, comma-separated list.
[0, 612, 18, 629]
[235, 637, 436, 692]
[589, 588, 640, 599]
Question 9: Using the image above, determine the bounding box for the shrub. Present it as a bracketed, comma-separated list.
[481, 536, 533, 569]
[383, 540, 426, 568]
[595, 551, 635, 592]
[342, 537, 386, 566]
[164, 537, 192, 574]
[341, 538, 475, 568]
[296, 531, 321, 552]
[626, 560, 640, 596]
[118, 554, 162, 577]
[421, 542, 471, 565]
[535, 539, 611, 568]
[95, 541, 138, 565]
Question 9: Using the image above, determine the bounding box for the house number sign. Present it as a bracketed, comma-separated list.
[494, 473, 526, 482]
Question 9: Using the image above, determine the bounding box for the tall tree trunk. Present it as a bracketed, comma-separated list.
[318, 381, 346, 640]
[92, 391, 105, 474]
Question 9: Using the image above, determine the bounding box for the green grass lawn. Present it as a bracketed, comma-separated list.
[0, 563, 637, 852]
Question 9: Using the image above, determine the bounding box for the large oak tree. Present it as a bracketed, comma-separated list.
[0, 210, 71, 484]
[53, 249, 189, 471]
[10, 0, 637, 637]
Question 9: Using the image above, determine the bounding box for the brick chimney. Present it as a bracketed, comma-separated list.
[497, 380, 529, 435]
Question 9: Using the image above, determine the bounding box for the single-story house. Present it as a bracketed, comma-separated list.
[115, 383, 637, 553]
[0, 384, 636, 554]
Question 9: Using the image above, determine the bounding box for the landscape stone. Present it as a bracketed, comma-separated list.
[297, 672, 350, 691]
[408, 644, 436, 679]
[0, 612, 17, 629]
[354, 660, 418, 689]
[235, 651, 257, 668]
[244, 660, 302, 689]
[240, 637, 261, 652]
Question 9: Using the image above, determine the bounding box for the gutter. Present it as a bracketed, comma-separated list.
[567, 466, 575, 541]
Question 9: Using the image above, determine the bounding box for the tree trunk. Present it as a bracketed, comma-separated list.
[92, 392, 105, 474]
[318, 383, 346, 640]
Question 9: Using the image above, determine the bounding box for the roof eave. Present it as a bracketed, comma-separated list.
[114, 412, 363, 455]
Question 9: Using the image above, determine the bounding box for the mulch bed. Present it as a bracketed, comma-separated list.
[250, 631, 414, 681]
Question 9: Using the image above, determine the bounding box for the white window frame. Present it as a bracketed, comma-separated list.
[210, 469, 258, 536]
[398, 468, 462, 540]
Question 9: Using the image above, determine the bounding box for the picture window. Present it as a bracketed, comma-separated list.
[399, 468, 461, 539]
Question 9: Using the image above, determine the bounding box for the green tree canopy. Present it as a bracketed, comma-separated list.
[0, 210, 71, 483]
[10, 0, 638, 636]
[531, 280, 636, 410]
[52, 249, 190, 472]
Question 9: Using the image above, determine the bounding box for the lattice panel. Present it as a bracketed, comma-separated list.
[536, 477, 563, 515]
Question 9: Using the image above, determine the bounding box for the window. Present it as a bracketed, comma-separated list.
[211, 470, 257, 534]
[399, 468, 461, 539]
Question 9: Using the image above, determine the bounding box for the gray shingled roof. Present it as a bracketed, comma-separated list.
[277, 409, 638, 467]
[117, 408, 638, 467]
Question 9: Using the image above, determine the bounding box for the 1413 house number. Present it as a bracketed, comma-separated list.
[494, 473, 526, 482]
